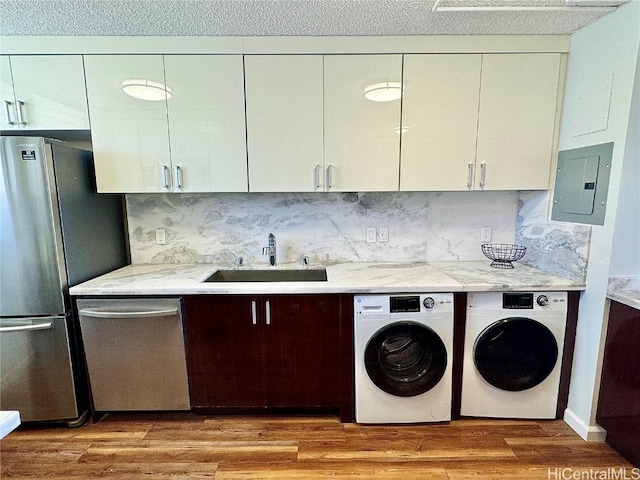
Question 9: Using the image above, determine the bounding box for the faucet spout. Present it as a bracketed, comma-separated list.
[262, 233, 277, 266]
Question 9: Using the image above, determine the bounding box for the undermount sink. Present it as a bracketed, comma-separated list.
[203, 269, 328, 283]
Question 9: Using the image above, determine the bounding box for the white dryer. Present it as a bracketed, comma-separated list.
[461, 292, 568, 419]
[354, 294, 454, 424]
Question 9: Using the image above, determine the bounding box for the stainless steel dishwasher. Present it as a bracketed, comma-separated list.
[77, 298, 190, 411]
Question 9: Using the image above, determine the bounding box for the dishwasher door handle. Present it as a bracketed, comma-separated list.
[79, 308, 178, 319]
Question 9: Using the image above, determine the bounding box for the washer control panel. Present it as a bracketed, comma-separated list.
[355, 294, 453, 316]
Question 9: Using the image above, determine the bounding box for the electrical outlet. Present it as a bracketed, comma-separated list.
[155, 228, 167, 245]
[366, 227, 377, 243]
[378, 227, 389, 243]
[481, 226, 492, 243]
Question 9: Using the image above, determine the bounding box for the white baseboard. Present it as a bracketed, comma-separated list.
[563, 408, 607, 442]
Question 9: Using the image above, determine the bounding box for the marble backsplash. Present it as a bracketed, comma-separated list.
[515, 190, 591, 282]
[125, 189, 590, 281]
[126, 191, 519, 266]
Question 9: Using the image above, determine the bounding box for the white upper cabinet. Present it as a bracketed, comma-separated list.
[400, 54, 482, 191]
[85, 54, 248, 193]
[1, 55, 89, 130]
[475, 53, 562, 190]
[164, 55, 247, 193]
[324, 55, 403, 192]
[245, 55, 323, 192]
[399, 53, 562, 191]
[84, 55, 171, 193]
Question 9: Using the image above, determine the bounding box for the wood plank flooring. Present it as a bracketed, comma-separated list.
[1, 413, 634, 479]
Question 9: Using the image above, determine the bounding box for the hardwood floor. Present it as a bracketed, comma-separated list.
[1, 414, 634, 479]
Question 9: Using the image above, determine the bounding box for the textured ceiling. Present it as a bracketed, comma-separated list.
[0, 0, 623, 36]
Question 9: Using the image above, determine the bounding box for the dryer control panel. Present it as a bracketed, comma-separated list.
[467, 292, 567, 313]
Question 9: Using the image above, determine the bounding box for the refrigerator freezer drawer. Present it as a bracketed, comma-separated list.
[0, 316, 79, 422]
[77, 298, 190, 411]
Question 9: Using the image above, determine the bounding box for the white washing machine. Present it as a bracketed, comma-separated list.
[461, 291, 568, 419]
[354, 293, 454, 424]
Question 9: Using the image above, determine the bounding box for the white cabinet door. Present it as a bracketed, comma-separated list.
[476, 53, 561, 190]
[0, 56, 16, 129]
[1, 55, 89, 130]
[84, 55, 171, 193]
[400, 54, 482, 191]
[324, 55, 402, 192]
[164, 55, 248, 193]
[245, 55, 324, 192]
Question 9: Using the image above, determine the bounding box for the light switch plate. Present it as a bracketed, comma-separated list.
[366, 227, 376, 243]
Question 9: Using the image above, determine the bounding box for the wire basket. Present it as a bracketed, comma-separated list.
[481, 244, 527, 269]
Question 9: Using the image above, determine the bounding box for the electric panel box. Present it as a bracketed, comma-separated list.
[551, 142, 613, 226]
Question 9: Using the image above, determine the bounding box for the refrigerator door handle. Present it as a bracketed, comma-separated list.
[0, 322, 54, 333]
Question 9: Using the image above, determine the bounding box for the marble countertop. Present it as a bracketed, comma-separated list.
[69, 261, 584, 296]
[607, 277, 640, 310]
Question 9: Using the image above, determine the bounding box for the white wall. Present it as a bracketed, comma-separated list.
[609, 55, 640, 278]
[560, 2, 640, 440]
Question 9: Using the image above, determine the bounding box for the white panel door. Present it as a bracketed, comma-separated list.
[476, 53, 561, 190]
[324, 55, 402, 192]
[400, 54, 482, 191]
[245, 55, 324, 192]
[164, 55, 248, 193]
[3, 55, 89, 130]
[84, 55, 171, 193]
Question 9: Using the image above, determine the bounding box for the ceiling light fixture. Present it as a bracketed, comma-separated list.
[364, 82, 403, 102]
[121, 79, 172, 101]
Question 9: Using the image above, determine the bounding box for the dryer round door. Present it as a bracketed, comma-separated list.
[473, 317, 558, 392]
[364, 321, 447, 397]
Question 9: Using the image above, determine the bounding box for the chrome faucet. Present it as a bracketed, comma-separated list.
[262, 233, 277, 266]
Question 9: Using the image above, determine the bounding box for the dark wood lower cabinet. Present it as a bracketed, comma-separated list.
[183, 294, 354, 422]
[596, 300, 640, 467]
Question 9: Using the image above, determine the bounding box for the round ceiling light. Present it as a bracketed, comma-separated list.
[121, 79, 172, 101]
[363, 82, 403, 102]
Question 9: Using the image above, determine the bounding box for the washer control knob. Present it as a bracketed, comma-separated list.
[423, 297, 435, 309]
[537, 295, 549, 307]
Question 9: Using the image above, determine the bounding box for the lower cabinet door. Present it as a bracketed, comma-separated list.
[261, 295, 342, 408]
[184, 295, 266, 407]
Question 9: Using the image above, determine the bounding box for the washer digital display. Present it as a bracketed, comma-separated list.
[390, 296, 420, 313]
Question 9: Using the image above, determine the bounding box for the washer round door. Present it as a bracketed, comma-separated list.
[364, 321, 447, 397]
[473, 317, 558, 392]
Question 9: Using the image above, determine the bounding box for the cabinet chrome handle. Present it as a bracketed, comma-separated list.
[251, 300, 257, 325]
[479, 162, 486, 188]
[174, 165, 183, 189]
[161, 165, 170, 189]
[79, 308, 178, 318]
[3, 100, 14, 125]
[16, 100, 26, 126]
[0, 322, 53, 333]
[265, 300, 271, 325]
[467, 163, 474, 188]
[314, 164, 321, 190]
[327, 165, 334, 190]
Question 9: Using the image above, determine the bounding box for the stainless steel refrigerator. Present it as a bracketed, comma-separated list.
[0, 136, 129, 424]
